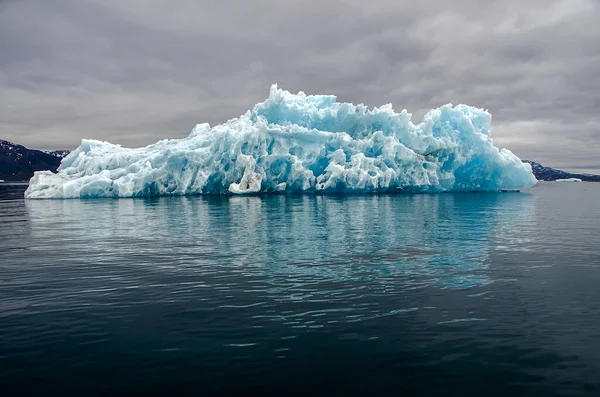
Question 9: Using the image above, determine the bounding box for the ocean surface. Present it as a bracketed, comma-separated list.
[1, 182, 599, 396]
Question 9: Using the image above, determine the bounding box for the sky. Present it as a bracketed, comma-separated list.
[1, 0, 598, 173]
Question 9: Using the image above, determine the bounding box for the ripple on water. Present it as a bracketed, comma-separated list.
[1, 184, 600, 395]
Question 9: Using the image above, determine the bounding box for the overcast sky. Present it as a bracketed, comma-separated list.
[1, 0, 598, 172]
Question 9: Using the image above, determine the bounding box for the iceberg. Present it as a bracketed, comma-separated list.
[555, 178, 582, 182]
[25, 85, 536, 199]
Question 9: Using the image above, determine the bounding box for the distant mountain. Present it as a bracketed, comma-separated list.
[522, 160, 600, 182]
[0, 139, 69, 182]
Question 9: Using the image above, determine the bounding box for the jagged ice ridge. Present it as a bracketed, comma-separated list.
[25, 85, 536, 198]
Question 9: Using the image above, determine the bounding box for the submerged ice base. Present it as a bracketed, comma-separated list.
[25, 85, 536, 198]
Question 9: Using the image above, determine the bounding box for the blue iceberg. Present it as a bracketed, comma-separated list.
[25, 85, 536, 198]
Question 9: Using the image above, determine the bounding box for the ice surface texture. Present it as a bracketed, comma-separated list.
[25, 85, 536, 198]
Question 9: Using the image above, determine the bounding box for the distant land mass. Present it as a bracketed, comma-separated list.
[0, 139, 67, 182]
[522, 160, 600, 182]
[1, 138, 598, 183]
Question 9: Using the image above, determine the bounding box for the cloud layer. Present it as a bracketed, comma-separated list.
[1, 0, 598, 172]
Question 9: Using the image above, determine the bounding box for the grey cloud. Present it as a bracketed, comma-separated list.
[0, 0, 598, 172]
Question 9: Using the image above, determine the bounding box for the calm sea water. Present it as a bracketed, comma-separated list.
[1, 182, 599, 396]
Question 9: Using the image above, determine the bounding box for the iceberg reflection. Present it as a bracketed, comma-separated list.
[25, 193, 534, 295]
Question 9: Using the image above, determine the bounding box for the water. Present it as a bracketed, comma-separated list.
[1, 182, 599, 396]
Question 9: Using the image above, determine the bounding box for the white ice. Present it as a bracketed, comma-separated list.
[555, 178, 582, 182]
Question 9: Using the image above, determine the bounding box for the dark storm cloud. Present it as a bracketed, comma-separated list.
[1, 0, 598, 172]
